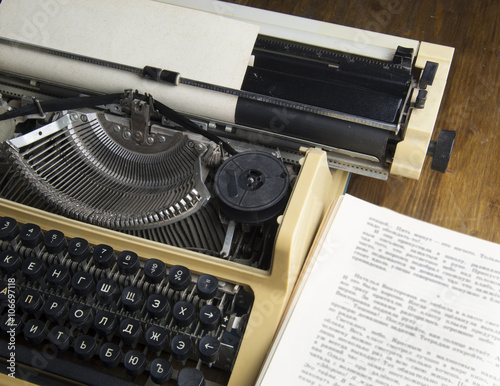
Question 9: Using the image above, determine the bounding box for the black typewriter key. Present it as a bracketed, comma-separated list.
[23, 319, 48, 345]
[199, 304, 221, 331]
[20, 223, 43, 248]
[198, 336, 221, 363]
[124, 349, 147, 377]
[233, 286, 254, 316]
[22, 256, 45, 281]
[170, 334, 193, 361]
[93, 244, 116, 269]
[168, 265, 191, 291]
[146, 293, 169, 319]
[196, 274, 219, 300]
[48, 326, 72, 352]
[43, 295, 68, 322]
[19, 288, 44, 314]
[100, 342, 122, 368]
[121, 286, 144, 312]
[149, 357, 172, 384]
[145, 325, 168, 352]
[173, 301, 195, 327]
[43, 229, 67, 254]
[1, 313, 23, 336]
[119, 318, 142, 345]
[71, 271, 94, 297]
[177, 367, 205, 386]
[68, 237, 90, 263]
[0, 250, 21, 274]
[0, 217, 19, 241]
[144, 258, 166, 284]
[93, 310, 118, 337]
[0, 279, 17, 307]
[96, 278, 119, 304]
[69, 303, 93, 329]
[74, 335, 97, 360]
[46, 264, 70, 287]
[117, 250, 139, 275]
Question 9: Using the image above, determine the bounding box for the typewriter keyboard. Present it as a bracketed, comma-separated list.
[0, 216, 254, 385]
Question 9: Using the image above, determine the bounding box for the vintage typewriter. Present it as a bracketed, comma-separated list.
[0, 0, 454, 385]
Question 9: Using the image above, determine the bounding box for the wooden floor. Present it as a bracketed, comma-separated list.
[226, 0, 500, 244]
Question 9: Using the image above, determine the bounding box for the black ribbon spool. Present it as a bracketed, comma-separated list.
[214, 151, 290, 224]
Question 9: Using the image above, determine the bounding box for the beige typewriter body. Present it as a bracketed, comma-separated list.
[0, 149, 349, 386]
[0, 1, 453, 385]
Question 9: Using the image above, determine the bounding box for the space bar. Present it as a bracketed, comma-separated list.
[0, 339, 137, 386]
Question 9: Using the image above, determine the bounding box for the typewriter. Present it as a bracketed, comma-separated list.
[0, 0, 454, 385]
